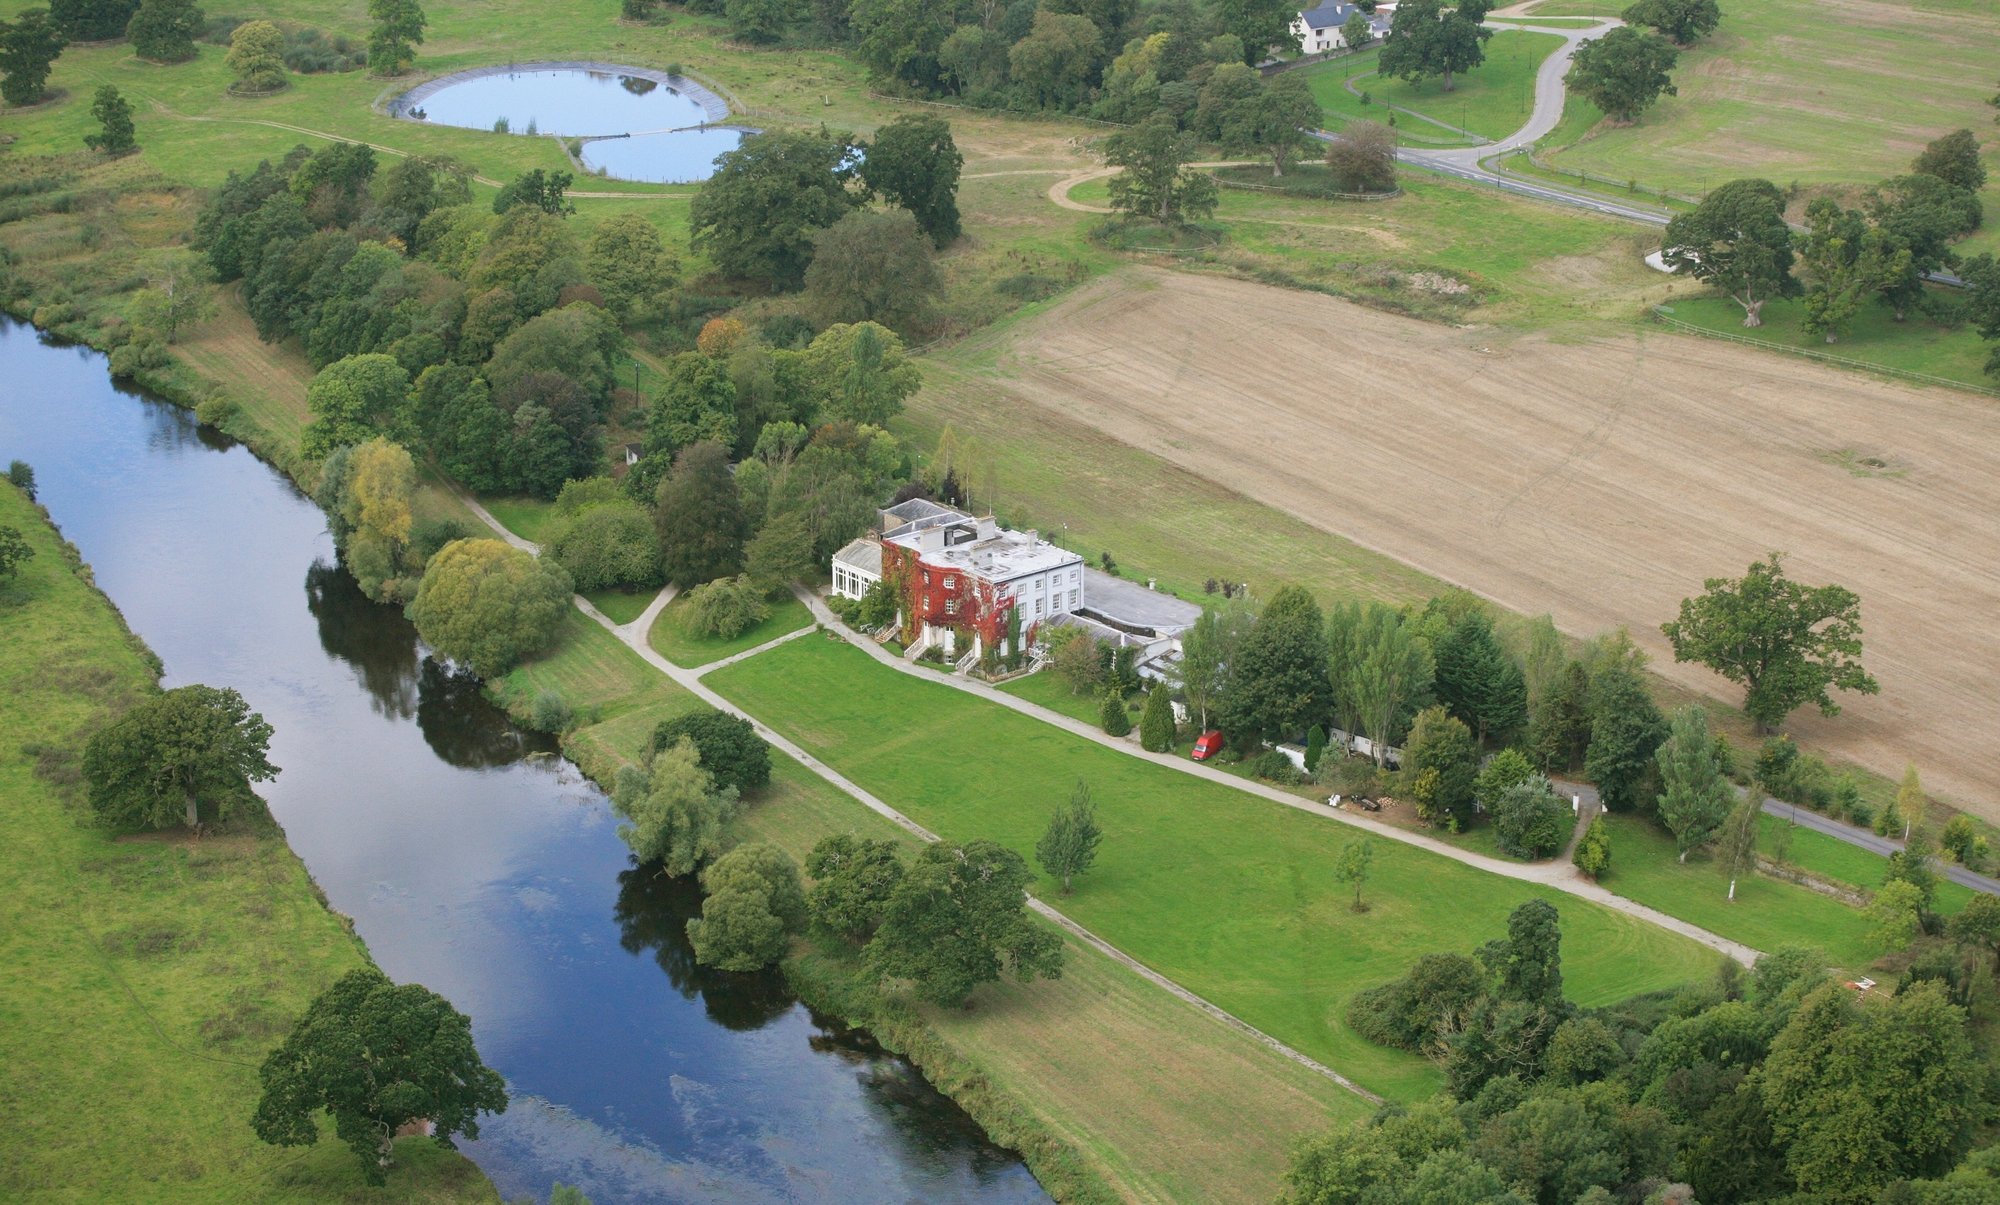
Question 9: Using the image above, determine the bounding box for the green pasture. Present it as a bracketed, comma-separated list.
[1300, 31, 1565, 144]
[649, 589, 812, 668]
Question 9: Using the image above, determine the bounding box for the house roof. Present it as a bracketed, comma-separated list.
[1298, 1, 1385, 27]
[1077, 568, 1203, 636]
[833, 537, 882, 576]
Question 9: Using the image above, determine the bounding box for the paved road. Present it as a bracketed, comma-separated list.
[1759, 797, 2000, 897]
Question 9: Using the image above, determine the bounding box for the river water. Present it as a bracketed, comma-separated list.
[0, 319, 1045, 1204]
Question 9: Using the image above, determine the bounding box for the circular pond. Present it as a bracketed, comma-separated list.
[390, 61, 749, 183]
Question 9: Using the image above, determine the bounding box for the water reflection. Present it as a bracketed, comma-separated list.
[416, 658, 554, 768]
[0, 316, 1047, 1205]
[613, 863, 794, 1032]
[305, 560, 420, 719]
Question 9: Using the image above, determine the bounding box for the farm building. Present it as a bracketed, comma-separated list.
[832, 500, 1201, 669]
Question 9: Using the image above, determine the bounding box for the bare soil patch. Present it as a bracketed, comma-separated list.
[975, 269, 2000, 819]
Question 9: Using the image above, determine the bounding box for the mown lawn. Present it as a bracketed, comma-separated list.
[649, 590, 813, 668]
[1300, 31, 1564, 143]
[0, 483, 496, 1203]
[707, 636, 1721, 1103]
[997, 669, 1138, 728]
[1594, 814, 1881, 969]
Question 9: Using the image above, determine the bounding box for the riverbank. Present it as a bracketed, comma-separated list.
[0, 481, 498, 1202]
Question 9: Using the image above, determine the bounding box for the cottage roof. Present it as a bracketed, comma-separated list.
[1297, 0, 1373, 27]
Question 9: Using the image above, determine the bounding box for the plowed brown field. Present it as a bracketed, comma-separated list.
[984, 269, 2000, 819]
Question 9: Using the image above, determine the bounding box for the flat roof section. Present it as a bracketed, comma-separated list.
[1080, 568, 1203, 635]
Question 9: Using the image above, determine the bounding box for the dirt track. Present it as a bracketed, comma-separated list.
[982, 269, 2000, 818]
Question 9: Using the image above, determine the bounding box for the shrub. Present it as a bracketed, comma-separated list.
[1304, 725, 1327, 772]
[687, 842, 807, 971]
[1324, 756, 1382, 800]
[408, 517, 472, 566]
[1493, 774, 1570, 860]
[1476, 748, 1535, 814]
[529, 690, 572, 733]
[679, 573, 769, 639]
[1138, 681, 1176, 752]
[1099, 689, 1132, 737]
[1249, 749, 1304, 785]
[1942, 814, 1980, 864]
[1572, 813, 1611, 879]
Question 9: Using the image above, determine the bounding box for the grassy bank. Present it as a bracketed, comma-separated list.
[0, 482, 497, 1203]
[509, 613, 1373, 1202]
[1300, 30, 1565, 143]
[706, 635, 1722, 1103]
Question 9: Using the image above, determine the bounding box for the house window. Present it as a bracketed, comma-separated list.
[945, 575, 957, 591]
[1071, 569, 1079, 583]
[945, 598, 958, 616]
[1035, 599, 1044, 616]
[1069, 590, 1079, 608]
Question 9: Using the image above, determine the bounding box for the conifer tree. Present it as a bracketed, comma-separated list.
[1139, 680, 1176, 752]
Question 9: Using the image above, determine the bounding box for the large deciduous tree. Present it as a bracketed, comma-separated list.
[1661, 552, 1879, 731]
[1911, 128, 1986, 198]
[868, 839, 1065, 1006]
[648, 707, 771, 797]
[1215, 0, 1296, 64]
[1867, 172, 1981, 320]
[83, 684, 278, 830]
[1036, 780, 1103, 894]
[858, 113, 963, 246]
[225, 18, 285, 91]
[302, 353, 411, 459]
[799, 320, 921, 425]
[1662, 178, 1800, 326]
[654, 440, 750, 587]
[585, 211, 678, 323]
[1762, 980, 1979, 1199]
[1563, 26, 1677, 124]
[125, 0, 201, 62]
[803, 207, 942, 330]
[253, 968, 506, 1184]
[1105, 111, 1219, 224]
[613, 736, 739, 874]
[1966, 251, 2000, 379]
[365, 0, 424, 76]
[1796, 197, 1910, 343]
[1258, 71, 1322, 176]
[1008, 10, 1103, 111]
[1377, 0, 1494, 93]
[0, 9, 66, 106]
[1654, 705, 1733, 861]
[690, 129, 858, 288]
[50, 0, 138, 41]
[1493, 773, 1568, 859]
[805, 834, 905, 942]
[1349, 603, 1434, 765]
[405, 538, 572, 678]
[1619, 0, 1719, 46]
[850, 0, 954, 88]
[1221, 584, 1330, 743]
[687, 842, 807, 971]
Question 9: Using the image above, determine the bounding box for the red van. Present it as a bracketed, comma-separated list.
[1191, 730, 1225, 761]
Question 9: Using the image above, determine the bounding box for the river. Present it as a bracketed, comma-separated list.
[0, 318, 1046, 1205]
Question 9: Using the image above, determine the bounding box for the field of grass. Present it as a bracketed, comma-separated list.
[997, 669, 1138, 727]
[1594, 814, 1880, 969]
[648, 590, 812, 668]
[1301, 31, 1565, 143]
[477, 599, 1373, 1201]
[481, 496, 558, 545]
[0, 483, 496, 1203]
[1534, 0, 2000, 243]
[580, 585, 656, 625]
[1658, 296, 1999, 394]
[1757, 811, 1976, 915]
[708, 636, 1722, 1102]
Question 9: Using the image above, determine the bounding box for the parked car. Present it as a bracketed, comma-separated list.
[1191, 730, 1225, 761]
